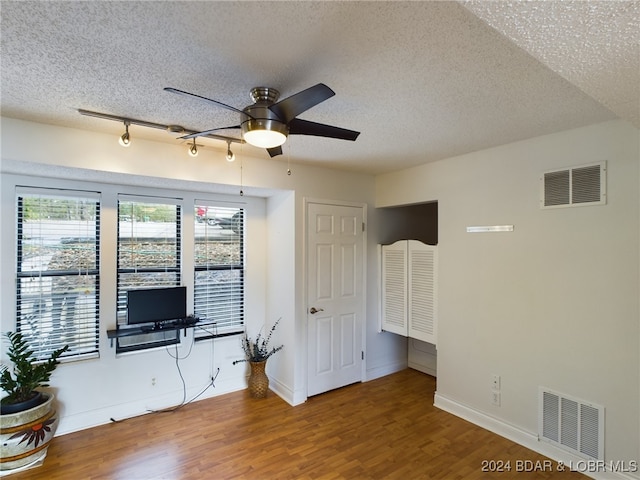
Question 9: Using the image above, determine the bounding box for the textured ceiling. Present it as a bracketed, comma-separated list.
[463, 0, 640, 128]
[1, 1, 637, 175]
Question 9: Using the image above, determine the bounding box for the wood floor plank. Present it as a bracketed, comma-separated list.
[5, 369, 587, 479]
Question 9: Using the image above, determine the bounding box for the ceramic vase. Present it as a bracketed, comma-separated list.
[0, 392, 59, 471]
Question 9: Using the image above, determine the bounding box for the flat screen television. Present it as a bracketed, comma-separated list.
[126, 286, 187, 327]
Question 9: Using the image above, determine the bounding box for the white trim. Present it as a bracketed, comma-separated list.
[408, 361, 436, 377]
[16, 185, 101, 199]
[365, 359, 407, 382]
[303, 197, 368, 399]
[55, 376, 247, 436]
[268, 375, 297, 406]
[434, 392, 638, 480]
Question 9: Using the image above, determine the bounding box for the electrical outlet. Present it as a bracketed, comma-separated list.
[492, 374, 501, 390]
[151, 377, 156, 386]
[491, 391, 501, 406]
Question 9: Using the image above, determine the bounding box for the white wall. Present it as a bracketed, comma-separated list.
[0, 117, 404, 433]
[377, 120, 640, 477]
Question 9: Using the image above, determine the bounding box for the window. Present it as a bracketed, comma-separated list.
[194, 203, 244, 338]
[116, 196, 181, 352]
[16, 188, 100, 361]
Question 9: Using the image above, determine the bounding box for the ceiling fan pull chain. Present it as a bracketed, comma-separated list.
[239, 144, 244, 196]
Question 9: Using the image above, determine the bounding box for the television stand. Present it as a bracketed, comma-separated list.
[106, 321, 199, 348]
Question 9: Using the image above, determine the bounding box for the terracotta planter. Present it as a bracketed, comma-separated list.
[0, 392, 59, 471]
[248, 361, 269, 398]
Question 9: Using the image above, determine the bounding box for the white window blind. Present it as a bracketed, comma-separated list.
[194, 203, 244, 338]
[16, 187, 100, 361]
[116, 196, 181, 352]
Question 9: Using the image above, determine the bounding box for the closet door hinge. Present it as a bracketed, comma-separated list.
[361, 351, 364, 360]
[362, 222, 366, 232]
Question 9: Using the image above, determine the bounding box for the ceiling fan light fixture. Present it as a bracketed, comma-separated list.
[243, 129, 287, 149]
[119, 121, 131, 147]
[242, 119, 288, 149]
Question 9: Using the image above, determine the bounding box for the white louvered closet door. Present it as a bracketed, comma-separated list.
[408, 241, 437, 345]
[381, 241, 407, 336]
[381, 240, 437, 345]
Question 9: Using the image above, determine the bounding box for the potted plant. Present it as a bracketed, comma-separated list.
[0, 331, 68, 472]
[233, 318, 283, 398]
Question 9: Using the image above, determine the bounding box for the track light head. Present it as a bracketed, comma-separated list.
[188, 138, 198, 157]
[119, 121, 131, 147]
[226, 141, 235, 162]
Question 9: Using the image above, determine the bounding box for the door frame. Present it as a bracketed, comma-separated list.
[303, 197, 368, 399]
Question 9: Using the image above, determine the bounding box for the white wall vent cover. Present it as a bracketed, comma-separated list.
[538, 387, 604, 460]
[540, 162, 606, 209]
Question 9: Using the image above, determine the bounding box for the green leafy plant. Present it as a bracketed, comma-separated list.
[233, 318, 284, 364]
[0, 331, 69, 405]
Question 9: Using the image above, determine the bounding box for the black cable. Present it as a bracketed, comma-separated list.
[111, 328, 220, 420]
[146, 329, 218, 414]
[163, 328, 195, 360]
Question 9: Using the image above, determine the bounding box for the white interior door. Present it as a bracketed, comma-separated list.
[307, 201, 364, 397]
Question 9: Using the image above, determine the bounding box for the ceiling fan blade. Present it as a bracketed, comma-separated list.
[288, 118, 360, 141]
[164, 87, 252, 118]
[267, 146, 283, 158]
[269, 83, 335, 123]
[179, 125, 241, 140]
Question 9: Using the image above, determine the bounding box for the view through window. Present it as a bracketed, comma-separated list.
[13, 190, 245, 356]
[194, 203, 244, 338]
[116, 196, 181, 352]
[15, 188, 100, 361]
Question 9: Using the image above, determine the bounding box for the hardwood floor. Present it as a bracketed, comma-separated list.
[9, 369, 586, 479]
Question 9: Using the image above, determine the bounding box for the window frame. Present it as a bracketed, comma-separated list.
[9, 180, 251, 359]
[15, 187, 101, 362]
[115, 195, 183, 353]
[193, 202, 245, 340]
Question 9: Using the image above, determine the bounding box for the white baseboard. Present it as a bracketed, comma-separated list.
[271, 360, 410, 406]
[56, 376, 246, 436]
[269, 376, 300, 405]
[408, 338, 437, 377]
[434, 392, 639, 480]
[365, 359, 408, 382]
[408, 360, 436, 377]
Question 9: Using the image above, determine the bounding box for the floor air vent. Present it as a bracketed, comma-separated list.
[539, 388, 604, 460]
[540, 162, 606, 208]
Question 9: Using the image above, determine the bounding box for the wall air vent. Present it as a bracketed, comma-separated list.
[538, 388, 604, 460]
[540, 162, 606, 209]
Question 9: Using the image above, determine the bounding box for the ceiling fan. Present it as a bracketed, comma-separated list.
[164, 83, 360, 158]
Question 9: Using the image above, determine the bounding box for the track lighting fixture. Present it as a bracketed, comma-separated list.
[226, 141, 235, 162]
[119, 121, 131, 147]
[166, 125, 185, 137]
[188, 138, 198, 157]
[78, 109, 244, 156]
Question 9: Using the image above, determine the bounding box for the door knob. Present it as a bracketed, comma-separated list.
[309, 307, 324, 314]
